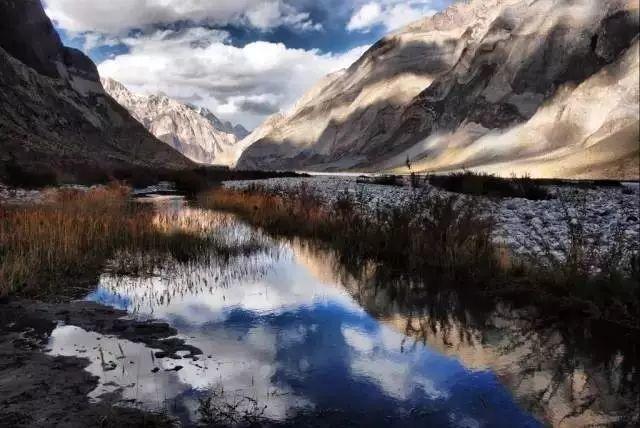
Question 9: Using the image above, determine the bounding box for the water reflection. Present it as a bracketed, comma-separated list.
[45, 202, 637, 427]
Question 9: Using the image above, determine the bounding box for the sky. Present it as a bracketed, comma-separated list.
[44, 0, 453, 129]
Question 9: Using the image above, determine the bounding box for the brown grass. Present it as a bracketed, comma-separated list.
[0, 183, 253, 298]
[200, 184, 497, 283]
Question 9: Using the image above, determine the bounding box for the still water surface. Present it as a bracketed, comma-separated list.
[46, 197, 637, 427]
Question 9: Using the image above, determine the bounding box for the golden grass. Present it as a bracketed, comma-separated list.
[0, 184, 243, 297]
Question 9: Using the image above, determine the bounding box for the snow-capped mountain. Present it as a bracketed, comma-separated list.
[102, 78, 250, 166]
[238, 0, 639, 179]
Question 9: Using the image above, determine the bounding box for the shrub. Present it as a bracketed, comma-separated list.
[2, 163, 58, 188]
[429, 172, 552, 200]
[356, 175, 403, 187]
[514, 193, 640, 326]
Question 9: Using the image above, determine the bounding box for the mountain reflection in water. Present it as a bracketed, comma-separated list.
[47, 200, 638, 427]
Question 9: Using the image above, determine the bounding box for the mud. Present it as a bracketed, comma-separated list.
[0, 297, 201, 427]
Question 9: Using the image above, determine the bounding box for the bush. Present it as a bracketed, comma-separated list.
[429, 172, 552, 200]
[356, 175, 403, 187]
[2, 163, 58, 188]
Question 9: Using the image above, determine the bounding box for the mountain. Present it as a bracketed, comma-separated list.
[102, 78, 250, 166]
[238, 0, 640, 180]
[191, 105, 250, 140]
[0, 0, 192, 182]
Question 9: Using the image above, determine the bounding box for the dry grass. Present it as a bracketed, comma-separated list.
[200, 185, 497, 284]
[0, 183, 249, 298]
[201, 185, 640, 326]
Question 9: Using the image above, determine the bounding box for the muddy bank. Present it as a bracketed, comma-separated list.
[0, 298, 201, 427]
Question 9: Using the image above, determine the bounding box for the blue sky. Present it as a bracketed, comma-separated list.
[45, 0, 453, 128]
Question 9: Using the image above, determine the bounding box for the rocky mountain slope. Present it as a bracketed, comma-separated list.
[0, 0, 192, 182]
[102, 78, 250, 166]
[238, 0, 639, 179]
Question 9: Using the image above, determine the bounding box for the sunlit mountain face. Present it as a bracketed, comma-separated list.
[44, 0, 453, 130]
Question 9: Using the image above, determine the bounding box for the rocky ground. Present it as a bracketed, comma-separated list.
[224, 176, 640, 260]
[0, 183, 45, 204]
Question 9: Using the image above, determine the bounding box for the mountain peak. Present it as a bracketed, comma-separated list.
[103, 79, 252, 165]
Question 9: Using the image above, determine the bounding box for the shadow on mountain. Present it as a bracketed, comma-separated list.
[285, 38, 456, 126]
[239, 6, 639, 174]
[0, 0, 192, 183]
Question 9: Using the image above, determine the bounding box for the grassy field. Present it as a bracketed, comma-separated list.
[201, 184, 640, 328]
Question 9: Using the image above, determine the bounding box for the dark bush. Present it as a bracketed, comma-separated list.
[2, 163, 58, 188]
[429, 172, 552, 200]
[356, 175, 403, 187]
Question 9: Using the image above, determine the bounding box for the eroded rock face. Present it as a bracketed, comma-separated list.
[102, 78, 250, 166]
[238, 0, 639, 179]
[0, 0, 192, 181]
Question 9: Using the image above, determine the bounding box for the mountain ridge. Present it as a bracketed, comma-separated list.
[238, 0, 639, 179]
[0, 0, 192, 182]
[102, 77, 250, 166]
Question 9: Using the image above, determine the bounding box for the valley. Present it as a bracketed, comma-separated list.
[0, 0, 638, 427]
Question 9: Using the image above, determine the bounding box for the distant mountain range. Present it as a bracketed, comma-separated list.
[238, 0, 639, 179]
[0, 0, 192, 182]
[102, 78, 250, 166]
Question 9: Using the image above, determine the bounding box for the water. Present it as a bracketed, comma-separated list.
[47, 198, 638, 427]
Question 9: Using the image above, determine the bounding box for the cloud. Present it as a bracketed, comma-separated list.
[347, 2, 383, 31]
[236, 97, 281, 115]
[44, 0, 322, 34]
[347, 1, 438, 32]
[98, 27, 368, 128]
[45, 1, 450, 128]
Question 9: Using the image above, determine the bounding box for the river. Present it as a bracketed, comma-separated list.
[45, 196, 638, 427]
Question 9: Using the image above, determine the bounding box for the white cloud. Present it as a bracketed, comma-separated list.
[347, 2, 383, 31]
[347, 1, 438, 32]
[44, 0, 321, 34]
[98, 28, 367, 128]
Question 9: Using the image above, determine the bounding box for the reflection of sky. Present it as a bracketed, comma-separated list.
[50, 222, 540, 427]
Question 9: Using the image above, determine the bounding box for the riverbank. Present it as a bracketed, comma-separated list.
[0, 185, 269, 427]
[0, 298, 195, 427]
[209, 176, 640, 328]
[223, 175, 640, 260]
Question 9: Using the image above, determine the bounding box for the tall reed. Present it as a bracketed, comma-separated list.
[0, 184, 244, 297]
[200, 185, 639, 326]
